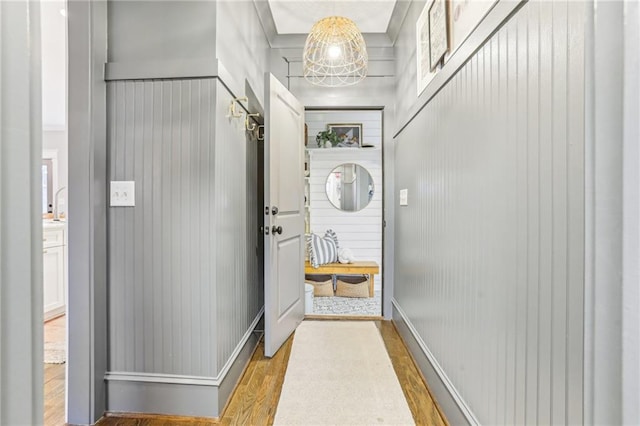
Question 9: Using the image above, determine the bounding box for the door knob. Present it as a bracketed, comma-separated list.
[272, 225, 283, 235]
[272, 206, 279, 215]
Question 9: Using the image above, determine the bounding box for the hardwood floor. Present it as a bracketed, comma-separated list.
[377, 321, 447, 426]
[44, 315, 66, 426]
[99, 337, 293, 426]
[45, 363, 66, 426]
[96, 320, 448, 426]
[219, 334, 293, 425]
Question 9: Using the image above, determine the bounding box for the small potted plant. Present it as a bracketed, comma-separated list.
[315, 130, 340, 148]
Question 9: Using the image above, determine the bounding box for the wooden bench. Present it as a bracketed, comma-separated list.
[304, 260, 380, 297]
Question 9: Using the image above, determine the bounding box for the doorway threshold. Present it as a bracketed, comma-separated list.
[304, 315, 384, 321]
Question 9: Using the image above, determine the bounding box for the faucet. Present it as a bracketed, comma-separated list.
[53, 186, 66, 221]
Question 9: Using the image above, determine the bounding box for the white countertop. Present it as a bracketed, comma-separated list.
[43, 219, 66, 230]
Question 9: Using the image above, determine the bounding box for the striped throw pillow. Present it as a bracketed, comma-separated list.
[324, 229, 340, 250]
[306, 233, 338, 268]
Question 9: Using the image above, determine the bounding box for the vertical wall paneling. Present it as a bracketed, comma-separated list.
[525, 4, 540, 425]
[504, 17, 518, 425]
[550, 2, 569, 424]
[102, 0, 270, 418]
[108, 77, 263, 388]
[393, 1, 585, 424]
[107, 78, 264, 416]
[108, 79, 219, 377]
[210, 0, 268, 374]
[213, 79, 263, 374]
[514, 9, 529, 423]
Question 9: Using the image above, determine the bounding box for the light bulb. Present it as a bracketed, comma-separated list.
[328, 45, 342, 59]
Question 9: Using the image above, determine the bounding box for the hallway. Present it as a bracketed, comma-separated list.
[3, 1, 640, 425]
[93, 321, 445, 426]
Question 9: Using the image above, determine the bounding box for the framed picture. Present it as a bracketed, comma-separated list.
[416, 0, 436, 95]
[449, 0, 495, 56]
[327, 124, 362, 148]
[429, 0, 449, 71]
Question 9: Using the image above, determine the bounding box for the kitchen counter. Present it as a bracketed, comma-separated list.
[43, 219, 66, 230]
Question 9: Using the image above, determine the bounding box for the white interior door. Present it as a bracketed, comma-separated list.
[264, 73, 305, 357]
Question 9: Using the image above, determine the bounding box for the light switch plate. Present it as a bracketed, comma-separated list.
[400, 189, 408, 206]
[110, 181, 135, 207]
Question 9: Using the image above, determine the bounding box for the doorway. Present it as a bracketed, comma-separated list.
[303, 109, 384, 317]
[41, 0, 68, 423]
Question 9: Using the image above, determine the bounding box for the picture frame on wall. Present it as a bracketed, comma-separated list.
[327, 124, 363, 148]
[429, 0, 449, 71]
[416, 0, 435, 95]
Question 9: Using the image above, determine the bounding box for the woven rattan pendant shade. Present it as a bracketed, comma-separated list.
[303, 16, 368, 87]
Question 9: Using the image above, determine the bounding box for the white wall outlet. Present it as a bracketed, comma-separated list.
[400, 189, 408, 206]
[110, 181, 135, 207]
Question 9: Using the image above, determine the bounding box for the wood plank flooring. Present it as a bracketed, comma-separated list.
[377, 321, 447, 426]
[44, 315, 66, 426]
[92, 320, 448, 426]
[45, 363, 66, 426]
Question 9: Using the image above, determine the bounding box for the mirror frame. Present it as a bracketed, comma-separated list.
[325, 163, 374, 212]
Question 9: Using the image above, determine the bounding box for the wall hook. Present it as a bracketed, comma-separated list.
[227, 96, 249, 119]
[245, 113, 260, 132]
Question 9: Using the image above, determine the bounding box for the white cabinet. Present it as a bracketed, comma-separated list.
[43, 225, 66, 320]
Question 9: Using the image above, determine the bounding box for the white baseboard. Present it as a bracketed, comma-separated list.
[105, 309, 264, 418]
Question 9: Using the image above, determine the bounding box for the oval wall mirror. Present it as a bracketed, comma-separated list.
[325, 163, 374, 212]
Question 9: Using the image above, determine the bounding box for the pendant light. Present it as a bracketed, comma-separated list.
[303, 16, 368, 87]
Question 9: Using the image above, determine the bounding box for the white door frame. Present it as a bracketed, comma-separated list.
[0, 1, 45, 424]
[304, 106, 389, 318]
[66, 1, 108, 423]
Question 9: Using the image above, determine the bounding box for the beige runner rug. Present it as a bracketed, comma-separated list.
[273, 321, 415, 425]
[44, 340, 66, 364]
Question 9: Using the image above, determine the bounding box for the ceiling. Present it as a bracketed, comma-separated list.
[266, 0, 398, 35]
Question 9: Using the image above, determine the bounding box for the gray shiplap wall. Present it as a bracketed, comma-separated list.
[108, 79, 218, 376]
[213, 0, 268, 377]
[108, 78, 263, 378]
[393, 1, 584, 424]
[99, 0, 270, 418]
[212, 81, 263, 374]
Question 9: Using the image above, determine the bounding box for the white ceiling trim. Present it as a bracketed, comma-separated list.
[385, 0, 411, 44]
